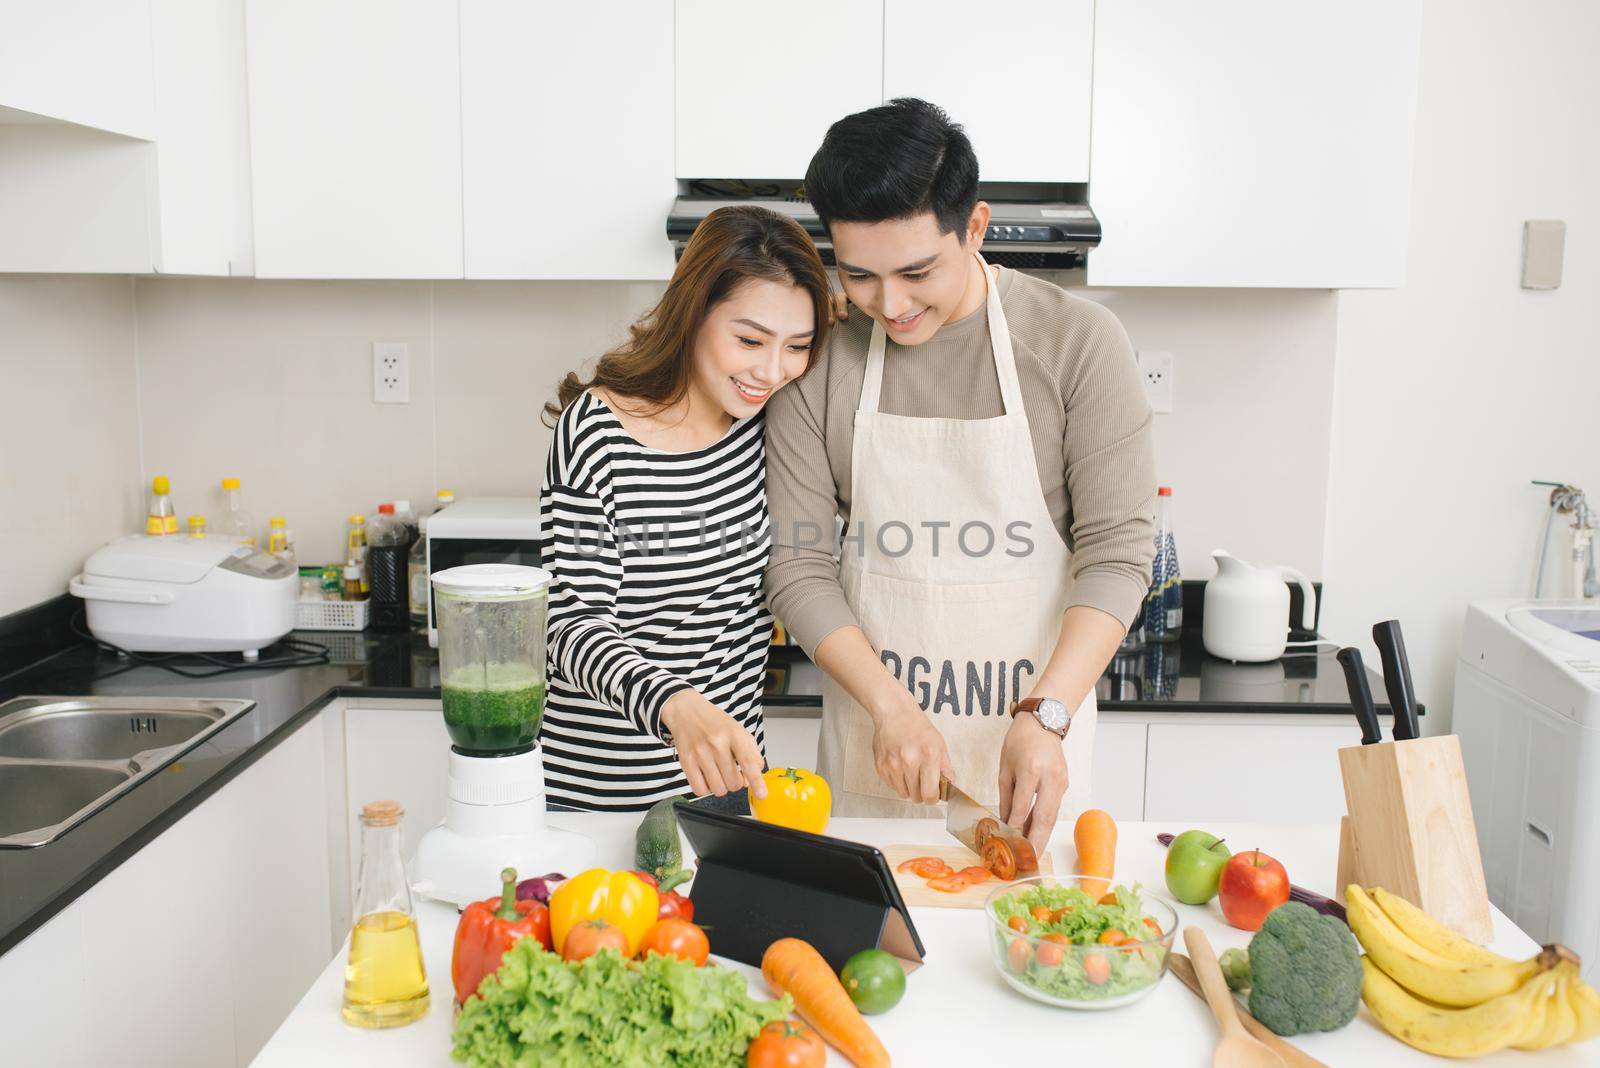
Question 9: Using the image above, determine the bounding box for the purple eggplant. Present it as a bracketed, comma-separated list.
[1155, 832, 1347, 923]
[514, 872, 565, 905]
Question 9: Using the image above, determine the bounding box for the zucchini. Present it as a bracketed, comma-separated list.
[634, 797, 683, 879]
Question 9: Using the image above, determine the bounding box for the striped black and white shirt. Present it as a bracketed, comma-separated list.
[538, 390, 771, 810]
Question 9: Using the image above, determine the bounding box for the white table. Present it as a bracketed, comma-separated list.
[254, 817, 1591, 1066]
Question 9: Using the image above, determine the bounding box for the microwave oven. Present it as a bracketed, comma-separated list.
[425, 497, 540, 646]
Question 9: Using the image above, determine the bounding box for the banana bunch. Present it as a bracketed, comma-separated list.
[1346, 884, 1600, 1057]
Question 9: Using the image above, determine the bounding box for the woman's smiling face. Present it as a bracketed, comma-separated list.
[829, 206, 990, 346]
[690, 278, 817, 419]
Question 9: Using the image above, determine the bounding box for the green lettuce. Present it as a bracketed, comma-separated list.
[451, 940, 791, 1067]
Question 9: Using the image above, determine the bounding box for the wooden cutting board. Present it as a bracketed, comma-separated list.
[883, 843, 1054, 909]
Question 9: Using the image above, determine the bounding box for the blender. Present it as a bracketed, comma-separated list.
[412, 564, 593, 905]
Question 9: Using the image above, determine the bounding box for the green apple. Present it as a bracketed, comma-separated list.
[1165, 830, 1231, 904]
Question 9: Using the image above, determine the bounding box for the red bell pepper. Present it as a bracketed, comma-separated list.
[451, 867, 552, 1005]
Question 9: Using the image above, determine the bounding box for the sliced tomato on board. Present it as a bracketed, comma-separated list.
[896, 856, 954, 879]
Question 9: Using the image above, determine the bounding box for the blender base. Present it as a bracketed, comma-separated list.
[412, 746, 595, 906]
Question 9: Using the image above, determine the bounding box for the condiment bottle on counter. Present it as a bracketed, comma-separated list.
[220, 477, 256, 545]
[1142, 486, 1182, 644]
[186, 515, 207, 539]
[346, 514, 369, 594]
[342, 800, 429, 1028]
[268, 516, 295, 566]
[146, 476, 179, 536]
[342, 564, 366, 602]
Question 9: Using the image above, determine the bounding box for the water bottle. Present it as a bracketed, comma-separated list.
[1142, 486, 1183, 644]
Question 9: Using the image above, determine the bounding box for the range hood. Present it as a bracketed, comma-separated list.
[666, 185, 1099, 271]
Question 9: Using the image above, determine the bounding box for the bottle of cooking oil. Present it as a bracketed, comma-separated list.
[342, 800, 429, 1028]
[186, 515, 207, 539]
[147, 476, 178, 536]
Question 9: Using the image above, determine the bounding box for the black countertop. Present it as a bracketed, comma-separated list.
[0, 586, 1406, 959]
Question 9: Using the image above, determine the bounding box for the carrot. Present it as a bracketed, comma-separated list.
[1073, 808, 1117, 893]
[761, 938, 891, 1068]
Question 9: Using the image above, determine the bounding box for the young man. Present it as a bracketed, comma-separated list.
[765, 98, 1156, 853]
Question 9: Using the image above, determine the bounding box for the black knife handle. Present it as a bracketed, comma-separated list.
[1372, 620, 1420, 741]
[1337, 647, 1383, 745]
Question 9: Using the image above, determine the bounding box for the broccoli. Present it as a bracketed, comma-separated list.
[1226, 901, 1363, 1036]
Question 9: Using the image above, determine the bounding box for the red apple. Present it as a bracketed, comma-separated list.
[1217, 849, 1290, 931]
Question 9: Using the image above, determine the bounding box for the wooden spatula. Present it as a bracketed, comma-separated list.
[1184, 927, 1286, 1068]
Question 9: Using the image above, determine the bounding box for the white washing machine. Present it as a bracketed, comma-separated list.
[1455, 599, 1600, 983]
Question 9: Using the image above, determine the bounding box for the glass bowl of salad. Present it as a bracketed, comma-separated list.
[985, 876, 1177, 1009]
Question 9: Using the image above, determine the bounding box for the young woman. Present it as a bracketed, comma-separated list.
[538, 206, 833, 811]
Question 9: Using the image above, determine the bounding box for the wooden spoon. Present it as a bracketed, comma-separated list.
[1183, 926, 1286, 1068]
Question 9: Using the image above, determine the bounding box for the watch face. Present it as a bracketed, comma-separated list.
[1037, 698, 1070, 733]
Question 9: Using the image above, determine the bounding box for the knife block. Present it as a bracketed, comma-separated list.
[1336, 734, 1493, 942]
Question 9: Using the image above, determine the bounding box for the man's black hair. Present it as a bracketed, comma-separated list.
[804, 98, 980, 238]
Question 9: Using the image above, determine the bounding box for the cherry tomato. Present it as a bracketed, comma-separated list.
[982, 837, 1017, 880]
[1098, 929, 1129, 946]
[1099, 891, 1120, 906]
[1143, 916, 1163, 936]
[974, 817, 1000, 851]
[1051, 905, 1075, 923]
[1030, 905, 1055, 923]
[638, 917, 710, 967]
[1007, 914, 1029, 933]
[562, 919, 628, 963]
[746, 1018, 825, 1068]
[1084, 953, 1112, 985]
[1036, 932, 1071, 967]
[1006, 937, 1033, 973]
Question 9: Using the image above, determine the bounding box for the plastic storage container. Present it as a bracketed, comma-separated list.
[431, 564, 550, 755]
[220, 477, 256, 545]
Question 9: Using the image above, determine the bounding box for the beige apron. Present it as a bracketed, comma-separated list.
[818, 255, 1096, 820]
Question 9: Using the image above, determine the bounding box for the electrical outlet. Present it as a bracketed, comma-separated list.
[1139, 350, 1174, 413]
[373, 341, 409, 404]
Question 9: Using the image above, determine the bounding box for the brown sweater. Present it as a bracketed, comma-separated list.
[763, 266, 1157, 657]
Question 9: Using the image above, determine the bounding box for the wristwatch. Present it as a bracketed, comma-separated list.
[1011, 697, 1072, 739]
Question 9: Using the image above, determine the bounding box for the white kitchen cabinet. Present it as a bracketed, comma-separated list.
[883, 0, 1092, 183]
[1142, 721, 1357, 824]
[343, 703, 452, 882]
[675, 0, 884, 179]
[0, 0, 155, 139]
[1089, 718, 1147, 821]
[0, 0, 250, 274]
[0, 715, 334, 1067]
[460, 0, 675, 280]
[246, 0, 464, 278]
[1088, 0, 1423, 287]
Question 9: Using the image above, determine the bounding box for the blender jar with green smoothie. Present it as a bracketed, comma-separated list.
[430, 564, 549, 755]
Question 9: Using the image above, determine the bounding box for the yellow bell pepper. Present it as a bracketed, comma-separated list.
[750, 766, 832, 835]
[548, 869, 659, 957]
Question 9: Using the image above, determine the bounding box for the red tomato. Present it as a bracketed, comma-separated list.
[1030, 905, 1055, 923]
[1084, 953, 1112, 985]
[638, 917, 710, 967]
[1098, 929, 1129, 946]
[747, 1018, 825, 1068]
[1218, 850, 1291, 932]
[1006, 937, 1033, 974]
[1036, 932, 1071, 967]
[1007, 914, 1029, 933]
[562, 919, 628, 962]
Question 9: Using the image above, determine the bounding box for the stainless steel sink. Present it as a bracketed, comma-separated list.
[0, 696, 254, 848]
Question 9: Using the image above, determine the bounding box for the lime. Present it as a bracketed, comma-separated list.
[839, 948, 906, 1015]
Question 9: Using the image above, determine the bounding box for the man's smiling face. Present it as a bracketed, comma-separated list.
[830, 205, 990, 347]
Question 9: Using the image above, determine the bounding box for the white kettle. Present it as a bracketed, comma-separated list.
[1202, 550, 1318, 662]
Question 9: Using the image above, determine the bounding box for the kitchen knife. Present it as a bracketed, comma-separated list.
[939, 775, 1039, 875]
[1335, 647, 1383, 745]
[1371, 620, 1422, 741]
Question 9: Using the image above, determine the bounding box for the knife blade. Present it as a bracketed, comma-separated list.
[1372, 620, 1422, 741]
[1335, 647, 1383, 745]
[940, 776, 1039, 875]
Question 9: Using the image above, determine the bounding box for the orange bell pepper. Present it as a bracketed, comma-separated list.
[750, 766, 832, 834]
[548, 868, 659, 957]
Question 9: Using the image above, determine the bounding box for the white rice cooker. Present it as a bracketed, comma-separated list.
[70, 535, 297, 657]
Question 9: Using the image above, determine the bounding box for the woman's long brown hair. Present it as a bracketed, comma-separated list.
[544, 205, 833, 425]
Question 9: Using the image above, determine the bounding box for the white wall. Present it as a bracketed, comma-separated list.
[131, 278, 665, 565]
[1321, 0, 1600, 726]
[0, 276, 141, 617]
